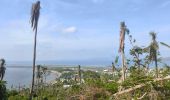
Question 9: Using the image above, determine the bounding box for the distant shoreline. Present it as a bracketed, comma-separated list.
[6, 64, 110, 68]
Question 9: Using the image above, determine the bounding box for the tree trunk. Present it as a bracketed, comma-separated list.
[30, 29, 37, 100]
[155, 53, 158, 78]
[121, 51, 125, 81]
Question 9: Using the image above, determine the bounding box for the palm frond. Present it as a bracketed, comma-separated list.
[30, 1, 40, 32]
[149, 32, 156, 41]
[160, 42, 170, 48]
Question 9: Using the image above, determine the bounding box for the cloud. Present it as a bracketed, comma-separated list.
[62, 26, 77, 33]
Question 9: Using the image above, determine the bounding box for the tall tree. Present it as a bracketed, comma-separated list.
[30, 1, 41, 99]
[149, 32, 159, 78]
[119, 22, 129, 81]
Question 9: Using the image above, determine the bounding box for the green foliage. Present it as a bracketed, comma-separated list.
[104, 82, 118, 94]
[115, 56, 119, 64]
[60, 71, 76, 79]
[163, 80, 170, 90]
[85, 78, 104, 88]
[93, 92, 109, 100]
[71, 84, 82, 93]
[8, 90, 18, 96]
[83, 70, 100, 79]
[122, 68, 153, 88]
[161, 65, 170, 77]
[101, 73, 113, 82]
[8, 95, 29, 100]
[0, 81, 7, 100]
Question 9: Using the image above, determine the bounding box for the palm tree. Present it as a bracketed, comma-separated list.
[30, 1, 41, 99]
[149, 32, 159, 78]
[119, 22, 129, 81]
[0, 59, 6, 81]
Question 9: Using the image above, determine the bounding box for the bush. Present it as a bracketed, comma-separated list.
[8, 90, 18, 96]
[104, 82, 118, 94]
[0, 81, 7, 100]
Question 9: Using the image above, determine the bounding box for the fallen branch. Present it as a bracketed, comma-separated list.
[114, 84, 145, 96]
[137, 92, 147, 100]
[113, 75, 170, 97]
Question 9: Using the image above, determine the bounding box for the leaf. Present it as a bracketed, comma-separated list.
[115, 56, 119, 64]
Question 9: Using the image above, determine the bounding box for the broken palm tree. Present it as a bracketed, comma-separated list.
[149, 32, 159, 78]
[119, 22, 129, 82]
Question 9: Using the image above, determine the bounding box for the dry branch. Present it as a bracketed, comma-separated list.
[137, 92, 147, 100]
[113, 75, 170, 97]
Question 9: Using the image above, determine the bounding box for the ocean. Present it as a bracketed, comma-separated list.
[4, 67, 56, 89]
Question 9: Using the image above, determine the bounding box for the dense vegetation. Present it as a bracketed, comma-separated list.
[2, 65, 170, 100]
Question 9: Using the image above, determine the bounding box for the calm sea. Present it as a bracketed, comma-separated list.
[4, 67, 56, 89]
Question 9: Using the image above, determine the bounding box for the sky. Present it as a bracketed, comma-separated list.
[0, 0, 170, 65]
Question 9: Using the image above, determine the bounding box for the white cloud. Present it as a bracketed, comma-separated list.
[62, 26, 77, 33]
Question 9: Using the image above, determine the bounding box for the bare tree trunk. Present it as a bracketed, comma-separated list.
[121, 51, 125, 82]
[155, 53, 158, 78]
[119, 22, 127, 82]
[30, 29, 37, 100]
